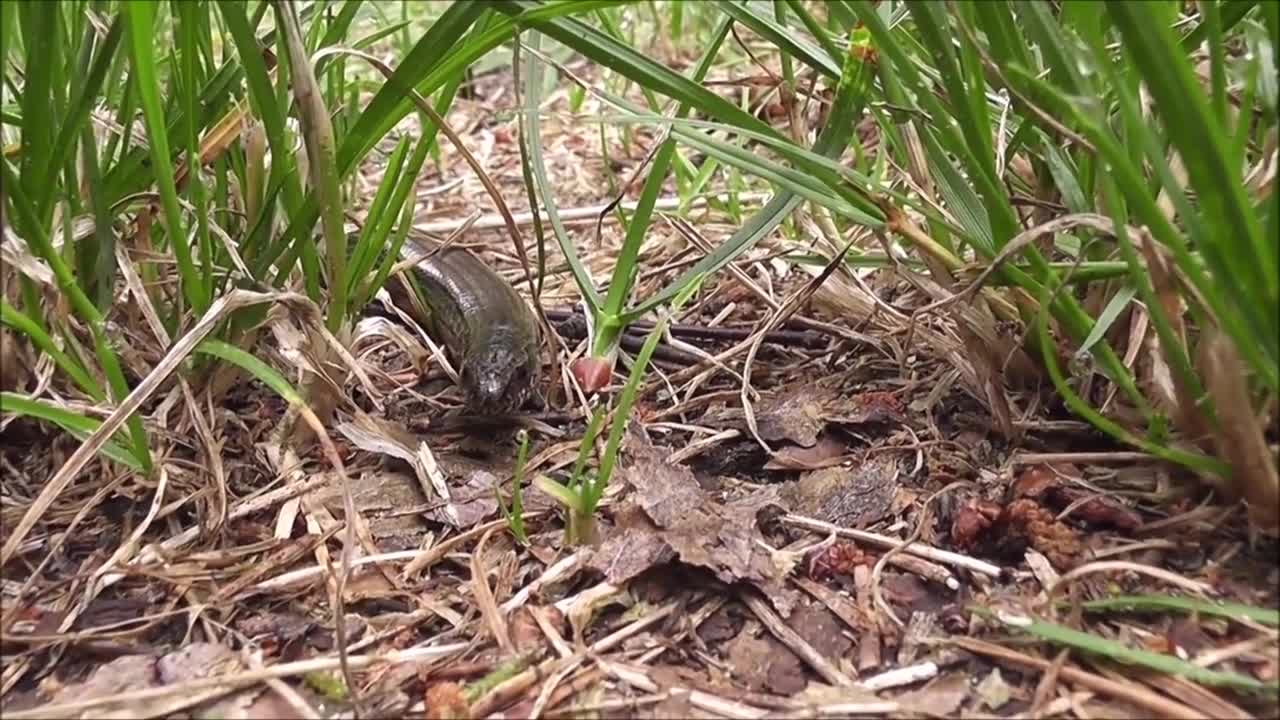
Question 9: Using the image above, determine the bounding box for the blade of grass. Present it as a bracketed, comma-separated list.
[715, 0, 840, 78]
[17, 3, 58, 226]
[45, 14, 123, 228]
[0, 392, 145, 471]
[216, 0, 316, 290]
[124, 0, 206, 315]
[176, 0, 215, 305]
[1033, 270, 1226, 475]
[492, 0, 786, 144]
[623, 26, 879, 320]
[1109, 2, 1277, 375]
[520, 29, 601, 310]
[195, 338, 302, 404]
[1074, 594, 1280, 627]
[274, 0, 346, 332]
[2, 157, 153, 473]
[587, 273, 705, 510]
[975, 606, 1277, 692]
[590, 14, 733, 357]
[0, 301, 104, 401]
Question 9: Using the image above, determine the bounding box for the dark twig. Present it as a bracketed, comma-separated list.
[541, 307, 830, 349]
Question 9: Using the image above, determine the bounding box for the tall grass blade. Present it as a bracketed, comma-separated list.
[124, 0, 206, 314]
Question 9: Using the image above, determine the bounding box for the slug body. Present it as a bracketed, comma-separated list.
[393, 245, 541, 413]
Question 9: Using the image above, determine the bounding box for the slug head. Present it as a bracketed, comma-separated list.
[460, 327, 536, 413]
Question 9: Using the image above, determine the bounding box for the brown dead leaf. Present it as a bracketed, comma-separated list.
[312, 470, 432, 545]
[788, 599, 855, 663]
[235, 612, 315, 661]
[1060, 494, 1142, 532]
[48, 644, 245, 719]
[778, 454, 900, 527]
[897, 671, 970, 717]
[724, 624, 807, 694]
[707, 385, 835, 447]
[828, 391, 908, 426]
[698, 602, 746, 644]
[1011, 464, 1061, 499]
[449, 467, 502, 527]
[951, 497, 1084, 570]
[1167, 616, 1215, 658]
[755, 390, 827, 447]
[764, 433, 849, 470]
[587, 504, 674, 585]
[49, 655, 160, 706]
[1013, 464, 1141, 531]
[159, 644, 242, 684]
[595, 442, 794, 612]
[190, 688, 266, 720]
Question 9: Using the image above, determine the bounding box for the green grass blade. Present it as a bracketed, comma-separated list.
[492, 0, 786, 145]
[0, 392, 145, 471]
[1074, 594, 1280, 627]
[588, 273, 704, 510]
[715, 0, 839, 78]
[1075, 285, 1137, 360]
[1180, 0, 1257, 50]
[273, 0, 347, 331]
[595, 13, 732, 350]
[336, 0, 488, 175]
[976, 606, 1277, 692]
[124, 0, 206, 314]
[216, 0, 310, 275]
[1, 301, 104, 401]
[1034, 273, 1226, 475]
[46, 14, 122, 225]
[2, 157, 153, 473]
[347, 135, 411, 294]
[196, 339, 302, 404]
[175, 0, 215, 303]
[521, 29, 602, 310]
[1109, 2, 1277, 339]
[17, 3, 59, 225]
[624, 29, 876, 319]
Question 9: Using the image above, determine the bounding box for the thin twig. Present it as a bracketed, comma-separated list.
[950, 637, 1204, 720]
[6, 642, 470, 720]
[782, 513, 1005, 578]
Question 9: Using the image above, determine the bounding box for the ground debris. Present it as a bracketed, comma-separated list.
[777, 454, 900, 527]
[587, 439, 795, 613]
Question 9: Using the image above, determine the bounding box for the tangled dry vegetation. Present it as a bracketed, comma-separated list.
[2, 4, 1278, 720]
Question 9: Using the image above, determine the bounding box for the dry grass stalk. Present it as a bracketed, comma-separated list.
[951, 636, 1205, 720]
[782, 513, 1005, 578]
[1044, 559, 1215, 605]
[740, 590, 855, 687]
[6, 642, 470, 720]
[1198, 327, 1280, 531]
[471, 526, 514, 654]
[1, 288, 299, 566]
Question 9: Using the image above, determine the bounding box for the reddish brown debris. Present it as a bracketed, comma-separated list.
[950, 497, 1084, 570]
[806, 542, 871, 581]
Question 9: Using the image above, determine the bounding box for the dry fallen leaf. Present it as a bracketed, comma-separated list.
[588, 439, 795, 613]
[778, 454, 900, 527]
